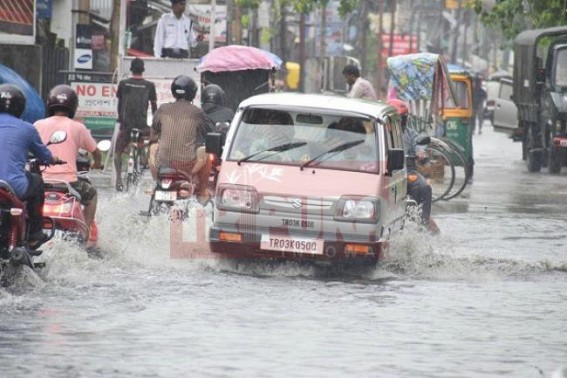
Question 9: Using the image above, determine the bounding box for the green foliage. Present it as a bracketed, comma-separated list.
[236, 0, 261, 9]
[472, 0, 567, 40]
[289, 0, 355, 15]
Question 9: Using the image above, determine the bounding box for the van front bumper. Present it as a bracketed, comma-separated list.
[209, 225, 386, 266]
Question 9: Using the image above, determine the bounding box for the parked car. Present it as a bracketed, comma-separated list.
[492, 78, 519, 137]
[483, 79, 500, 124]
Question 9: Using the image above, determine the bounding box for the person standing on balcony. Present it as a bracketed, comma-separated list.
[153, 0, 204, 59]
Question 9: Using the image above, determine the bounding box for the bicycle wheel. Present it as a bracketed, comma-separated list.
[433, 137, 470, 200]
[417, 145, 456, 202]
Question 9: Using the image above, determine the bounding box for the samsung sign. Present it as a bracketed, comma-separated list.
[74, 24, 93, 70]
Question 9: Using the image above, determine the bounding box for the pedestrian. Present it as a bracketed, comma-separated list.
[342, 64, 377, 100]
[149, 75, 212, 205]
[114, 57, 157, 191]
[472, 75, 487, 134]
[153, 0, 204, 59]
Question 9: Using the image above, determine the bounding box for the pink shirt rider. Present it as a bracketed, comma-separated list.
[35, 116, 98, 183]
[348, 77, 377, 100]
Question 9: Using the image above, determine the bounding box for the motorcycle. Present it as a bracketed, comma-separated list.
[0, 131, 67, 285]
[405, 135, 440, 235]
[42, 139, 110, 250]
[142, 166, 196, 220]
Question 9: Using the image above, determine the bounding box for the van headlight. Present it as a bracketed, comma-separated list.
[334, 196, 379, 223]
[217, 184, 259, 213]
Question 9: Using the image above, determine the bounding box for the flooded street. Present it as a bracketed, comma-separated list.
[1, 125, 566, 378]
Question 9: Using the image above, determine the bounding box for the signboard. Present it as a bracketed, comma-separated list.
[0, 0, 36, 45]
[37, 0, 52, 19]
[381, 34, 418, 58]
[188, 4, 227, 43]
[71, 82, 118, 136]
[75, 24, 93, 70]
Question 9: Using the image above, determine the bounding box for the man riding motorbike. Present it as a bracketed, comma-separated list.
[0, 83, 61, 249]
[34, 85, 103, 245]
[388, 99, 439, 234]
[201, 83, 235, 127]
[149, 75, 213, 204]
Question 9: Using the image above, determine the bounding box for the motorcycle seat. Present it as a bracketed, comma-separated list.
[157, 166, 192, 180]
[0, 180, 25, 208]
[44, 181, 82, 201]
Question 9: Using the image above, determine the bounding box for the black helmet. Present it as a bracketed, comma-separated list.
[202, 84, 225, 106]
[171, 75, 197, 101]
[47, 84, 79, 118]
[0, 83, 26, 118]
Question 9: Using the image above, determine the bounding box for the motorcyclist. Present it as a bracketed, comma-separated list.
[388, 98, 439, 234]
[0, 83, 61, 249]
[149, 75, 213, 204]
[201, 83, 235, 128]
[34, 85, 103, 246]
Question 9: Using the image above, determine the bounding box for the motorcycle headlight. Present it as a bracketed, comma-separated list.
[334, 196, 380, 223]
[217, 184, 259, 213]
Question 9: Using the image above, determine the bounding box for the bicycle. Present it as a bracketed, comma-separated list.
[124, 128, 145, 192]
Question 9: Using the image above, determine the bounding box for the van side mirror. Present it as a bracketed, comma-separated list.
[536, 68, 546, 85]
[206, 132, 223, 157]
[387, 148, 405, 174]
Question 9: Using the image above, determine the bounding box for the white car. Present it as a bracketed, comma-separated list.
[492, 78, 519, 133]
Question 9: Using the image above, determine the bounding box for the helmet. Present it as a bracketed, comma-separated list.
[171, 75, 197, 101]
[0, 84, 26, 118]
[387, 98, 409, 116]
[47, 85, 78, 118]
[201, 84, 225, 106]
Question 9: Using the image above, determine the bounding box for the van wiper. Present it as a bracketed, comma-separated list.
[237, 142, 307, 165]
[300, 139, 365, 170]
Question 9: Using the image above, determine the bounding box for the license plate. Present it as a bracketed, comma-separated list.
[155, 190, 177, 201]
[560, 139, 567, 147]
[260, 234, 323, 255]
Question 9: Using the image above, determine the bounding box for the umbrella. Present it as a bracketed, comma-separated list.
[197, 45, 282, 73]
[0, 63, 45, 123]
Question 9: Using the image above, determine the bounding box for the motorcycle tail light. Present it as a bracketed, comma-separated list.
[10, 208, 23, 216]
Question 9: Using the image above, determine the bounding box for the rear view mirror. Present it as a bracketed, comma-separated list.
[206, 132, 223, 156]
[97, 139, 112, 152]
[48, 130, 67, 145]
[387, 148, 405, 174]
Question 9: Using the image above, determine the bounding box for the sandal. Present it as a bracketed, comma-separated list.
[28, 232, 50, 250]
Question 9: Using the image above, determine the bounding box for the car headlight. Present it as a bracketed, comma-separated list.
[217, 184, 259, 213]
[334, 196, 379, 223]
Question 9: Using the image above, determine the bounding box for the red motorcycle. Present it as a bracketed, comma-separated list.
[0, 131, 67, 285]
[42, 156, 97, 248]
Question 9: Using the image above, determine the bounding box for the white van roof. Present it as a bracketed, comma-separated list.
[238, 93, 393, 119]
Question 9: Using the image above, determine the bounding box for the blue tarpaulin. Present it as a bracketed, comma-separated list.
[0, 63, 45, 123]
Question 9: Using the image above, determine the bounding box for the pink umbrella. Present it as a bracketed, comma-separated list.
[196, 45, 282, 73]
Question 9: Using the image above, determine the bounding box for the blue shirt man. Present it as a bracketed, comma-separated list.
[0, 113, 53, 198]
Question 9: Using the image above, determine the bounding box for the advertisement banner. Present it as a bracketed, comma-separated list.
[71, 82, 118, 136]
[0, 0, 36, 44]
[75, 24, 93, 70]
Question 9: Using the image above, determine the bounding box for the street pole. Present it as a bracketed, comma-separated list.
[209, 0, 216, 51]
[376, 0, 384, 99]
[226, 0, 232, 45]
[299, 12, 306, 92]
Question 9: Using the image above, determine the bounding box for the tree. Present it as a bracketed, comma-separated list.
[471, 0, 567, 41]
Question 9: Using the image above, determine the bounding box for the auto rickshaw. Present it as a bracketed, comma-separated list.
[443, 65, 474, 178]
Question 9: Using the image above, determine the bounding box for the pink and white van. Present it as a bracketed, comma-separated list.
[206, 93, 407, 266]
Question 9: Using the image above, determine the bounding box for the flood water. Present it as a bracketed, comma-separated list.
[1, 126, 566, 378]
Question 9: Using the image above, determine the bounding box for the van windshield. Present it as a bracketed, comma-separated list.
[227, 108, 379, 173]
